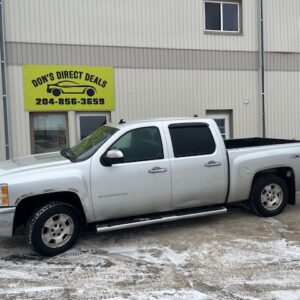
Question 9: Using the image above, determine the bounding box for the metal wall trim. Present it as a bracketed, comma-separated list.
[6, 42, 300, 72]
[6, 42, 258, 71]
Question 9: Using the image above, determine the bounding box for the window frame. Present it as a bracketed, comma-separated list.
[210, 115, 230, 140]
[30, 112, 69, 154]
[107, 126, 164, 164]
[76, 112, 110, 143]
[204, 0, 241, 34]
[206, 110, 232, 140]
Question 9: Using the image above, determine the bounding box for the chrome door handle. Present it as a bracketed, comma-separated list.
[205, 161, 222, 167]
[148, 167, 167, 174]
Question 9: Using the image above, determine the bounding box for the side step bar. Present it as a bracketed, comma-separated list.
[96, 206, 227, 233]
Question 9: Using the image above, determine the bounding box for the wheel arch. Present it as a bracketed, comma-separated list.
[251, 167, 295, 205]
[13, 191, 87, 234]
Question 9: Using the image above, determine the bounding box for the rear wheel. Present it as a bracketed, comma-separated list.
[26, 202, 82, 256]
[249, 174, 288, 217]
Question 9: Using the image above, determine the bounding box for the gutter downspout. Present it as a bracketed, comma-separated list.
[0, 0, 10, 159]
[258, 0, 266, 137]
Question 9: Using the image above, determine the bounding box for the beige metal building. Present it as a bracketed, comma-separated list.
[0, 0, 299, 160]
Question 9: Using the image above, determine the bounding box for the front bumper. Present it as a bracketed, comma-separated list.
[0, 207, 15, 237]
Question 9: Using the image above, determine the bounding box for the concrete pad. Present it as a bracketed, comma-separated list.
[0, 198, 299, 299]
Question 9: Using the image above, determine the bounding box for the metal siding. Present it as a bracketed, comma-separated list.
[265, 71, 300, 139]
[5, 0, 257, 51]
[263, 0, 300, 53]
[6, 66, 259, 157]
[7, 42, 300, 72]
[113, 68, 259, 138]
[265, 52, 300, 72]
[6, 42, 260, 71]
[3, 0, 300, 159]
[7, 66, 31, 158]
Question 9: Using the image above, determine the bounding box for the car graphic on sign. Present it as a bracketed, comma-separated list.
[47, 80, 96, 97]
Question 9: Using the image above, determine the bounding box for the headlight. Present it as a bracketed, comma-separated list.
[0, 184, 8, 206]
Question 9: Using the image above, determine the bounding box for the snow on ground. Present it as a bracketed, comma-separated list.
[0, 202, 299, 299]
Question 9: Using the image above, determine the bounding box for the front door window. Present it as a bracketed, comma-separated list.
[110, 127, 164, 163]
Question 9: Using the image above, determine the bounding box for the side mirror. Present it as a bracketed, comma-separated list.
[101, 149, 124, 166]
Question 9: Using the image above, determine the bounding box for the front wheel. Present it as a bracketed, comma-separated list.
[249, 174, 288, 217]
[26, 202, 82, 256]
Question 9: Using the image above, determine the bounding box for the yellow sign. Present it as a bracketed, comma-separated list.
[23, 65, 115, 111]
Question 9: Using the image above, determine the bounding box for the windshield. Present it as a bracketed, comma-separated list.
[71, 126, 119, 161]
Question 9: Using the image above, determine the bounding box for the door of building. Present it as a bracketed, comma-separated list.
[76, 112, 111, 142]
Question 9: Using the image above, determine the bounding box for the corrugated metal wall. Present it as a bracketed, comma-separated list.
[6, 43, 260, 71]
[264, 0, 300, 52]
[7, 66, 31, 157]
[1, 0, 300, 159]
[263, 0, 300, 138]
[7, 66, 260, 158]
[265, 71, 300, 139]
[5, 0, 257, 51]
[113, 68, 259, 137]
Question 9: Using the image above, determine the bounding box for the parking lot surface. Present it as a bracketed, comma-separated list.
[0, 199, 299, 300]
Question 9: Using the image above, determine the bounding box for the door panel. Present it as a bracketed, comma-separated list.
[91, 160, 171, 220]
[167, 122, 228, 209]
[90, 125, 172, 221]
[170, 153, 227, 208]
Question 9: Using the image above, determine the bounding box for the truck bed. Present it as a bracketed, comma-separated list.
[225, 137, 299, 149]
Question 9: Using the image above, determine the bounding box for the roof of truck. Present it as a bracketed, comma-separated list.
[109, 117, 211, 129]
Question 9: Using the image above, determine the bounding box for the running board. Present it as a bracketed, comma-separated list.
[96, 206, 227, 233]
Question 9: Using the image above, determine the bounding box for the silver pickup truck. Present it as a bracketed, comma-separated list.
[0, 118, 299, 256]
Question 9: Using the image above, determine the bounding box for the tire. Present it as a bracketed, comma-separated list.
[26, 202, 82, 256]
[86, 88, 95, 97]
[249, 174, 288, 217]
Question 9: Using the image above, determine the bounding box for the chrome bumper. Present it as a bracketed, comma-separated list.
[0, 207, 15, 237]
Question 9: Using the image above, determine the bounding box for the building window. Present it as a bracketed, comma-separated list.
[205, 1, 240, 33]
[30, 113, 68, 154]
[206, 111, 231, 139]
[76, 112, 110, 142]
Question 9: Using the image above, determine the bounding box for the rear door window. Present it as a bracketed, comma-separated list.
[169, 124, 216, 157]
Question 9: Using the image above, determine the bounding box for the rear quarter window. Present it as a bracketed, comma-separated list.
[169, 124, 216, 157]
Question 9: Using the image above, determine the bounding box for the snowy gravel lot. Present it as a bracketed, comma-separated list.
[0, 199, 299, 299]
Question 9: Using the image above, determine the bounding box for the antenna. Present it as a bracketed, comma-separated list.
[119, 119, 126, 124]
